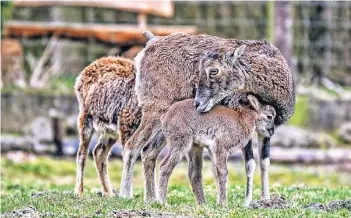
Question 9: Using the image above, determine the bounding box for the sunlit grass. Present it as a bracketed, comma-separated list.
[288, 95, 309, 127]
[1, 156, 350, 217]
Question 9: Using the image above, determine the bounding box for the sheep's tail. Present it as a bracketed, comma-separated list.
[142, 30, 155, 41]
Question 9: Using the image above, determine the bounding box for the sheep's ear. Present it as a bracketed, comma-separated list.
[247, 95, 260, 112]
[225, 44, 246, 64]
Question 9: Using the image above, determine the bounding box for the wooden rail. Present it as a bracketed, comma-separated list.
[13, 0, 174, 18]
[4, 21, 197, 45]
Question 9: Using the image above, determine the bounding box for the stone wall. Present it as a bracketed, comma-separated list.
[2, 92, 351, 134]
[309, 97, 351, 131]
[1, 92, 78, 133]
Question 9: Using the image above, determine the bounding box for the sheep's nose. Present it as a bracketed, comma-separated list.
[194, 100, 200, 108]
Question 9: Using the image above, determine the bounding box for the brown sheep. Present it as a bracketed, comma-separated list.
[119, 32, 294, 205]
[74, 56, 141, 197]
[158, 96, 276, 205]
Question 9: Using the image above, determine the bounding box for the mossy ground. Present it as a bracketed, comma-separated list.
[1, 156, 350, 217]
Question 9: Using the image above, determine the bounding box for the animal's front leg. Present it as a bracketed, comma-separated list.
[259, 136, 271, 200]
[242, 140, 256, 206]
[141, 128, 166, 203]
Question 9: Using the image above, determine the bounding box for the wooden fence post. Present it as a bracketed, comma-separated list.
[49, 108, 64, 156]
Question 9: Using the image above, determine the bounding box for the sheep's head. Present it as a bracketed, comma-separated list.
[247, 95, 276, 138]
[195, 45, 247, 112]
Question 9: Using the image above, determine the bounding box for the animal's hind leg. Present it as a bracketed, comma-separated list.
[119, 110, 163, 198]
[75, 112, 94, 197]
[242, 140, 256, 206]
[187, 144, 205, 204]
[93, 135, 116, 197]
[210, 146, 228, 204]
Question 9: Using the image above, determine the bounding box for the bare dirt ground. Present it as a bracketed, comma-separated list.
[2, 206, 53, 218]
[249, 194, 291, 209]
[305, 198, 351, 211]
[111, 209, 177, 218]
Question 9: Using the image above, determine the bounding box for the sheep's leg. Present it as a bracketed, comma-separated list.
[74, 112, 94, 197]
[141, 128, 166, 203]
[242, 140, 256, 206]
[259, 136, 271, 200]
[93, 135, 116, 197]
[158, 141, 188, 204]
[187, 145, 205, 204]
[212, 147, 228, 204]
[119, 112, 161, 198]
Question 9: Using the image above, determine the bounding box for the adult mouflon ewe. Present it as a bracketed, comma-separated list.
[158, 95, 276, 205]
[119, 32, 295, 204]
[74, 56, 141, 197]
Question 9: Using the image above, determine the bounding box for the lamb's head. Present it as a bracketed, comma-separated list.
[247, 95, 276, 138]
[195, 45, 247, 112]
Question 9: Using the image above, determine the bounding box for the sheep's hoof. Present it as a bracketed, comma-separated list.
[243, 200, 251, 207]
[118, 190, 133, 199]
[104, 192, 115, 197]
[74, 191, 83, 198]
[261, 196, 270, 201]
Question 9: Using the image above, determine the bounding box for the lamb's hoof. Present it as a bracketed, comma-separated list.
[197, 200, 206, 205]
[101, 192, 115, 197]
[144, 197, 158, 204]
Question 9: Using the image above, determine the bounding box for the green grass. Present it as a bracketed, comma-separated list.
[288, 95, 309, 127]
[1, 76, 76, 95]
[1, 156, 350, 217]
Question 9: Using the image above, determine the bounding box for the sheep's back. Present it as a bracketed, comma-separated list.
[138, 33, 295, 125]
[75, 57, 137, 123]
[76, 56, 134, 102]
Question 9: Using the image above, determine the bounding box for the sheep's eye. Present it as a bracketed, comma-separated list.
[209, 68, 219, 76]
[267, 115, 273, 120]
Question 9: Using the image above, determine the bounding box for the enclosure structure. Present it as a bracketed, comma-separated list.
[4, 0, 196, 45]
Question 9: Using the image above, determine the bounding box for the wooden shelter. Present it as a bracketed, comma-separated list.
[4, 0, 197, 45]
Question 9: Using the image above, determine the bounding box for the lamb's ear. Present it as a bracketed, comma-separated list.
[225, 44, 246, 64]
[247, 95, 260, 112]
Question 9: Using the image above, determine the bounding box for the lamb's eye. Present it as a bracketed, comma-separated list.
[209, 68, 219, 76]
[267, 115, 273, 120]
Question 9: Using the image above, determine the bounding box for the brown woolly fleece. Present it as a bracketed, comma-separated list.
[136, 33, 295, 125]
[75, 56, 141, 145]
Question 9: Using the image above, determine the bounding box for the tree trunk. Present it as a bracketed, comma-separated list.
[274, 1, 293, 69]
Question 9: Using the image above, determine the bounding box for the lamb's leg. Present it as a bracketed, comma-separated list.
[212, 148, 228, 204]
[119, 112, 161, 198]
[207, 149, 219, 190]
[141, 128, 166, 202]
[74, 112, 93, 197]
[93, 135, 116, 197]
[187, 145, 205, 204]
[259, 136, 271, 200]
[242, 140, 256, 206]
[158, 143, 186, 204]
